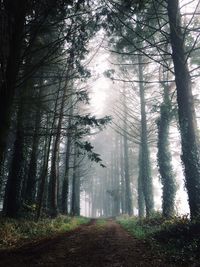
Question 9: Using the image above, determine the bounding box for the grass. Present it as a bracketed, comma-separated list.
[117, 214, 163, 239]
[95, 218, 107, 228]
[0, 215, 90, 249]
[117, 214, 200, 265]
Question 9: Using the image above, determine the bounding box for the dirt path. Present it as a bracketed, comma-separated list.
[0, 220, 179, 267]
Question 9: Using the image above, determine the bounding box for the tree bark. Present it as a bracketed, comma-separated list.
[71, 146, 80, 216]
[119, 135, 126, 214]
[138, 54, 154, 217]
[61, 102, 73, 214]
[25, 97, 42, 205]
[157, 81, 176, 218]
[0, 0, 27, 167]
[167, 0, 200, 218]
[3, 97, 25, 217]
[138, 147, 145, 218]
[123, 88, 133, 215]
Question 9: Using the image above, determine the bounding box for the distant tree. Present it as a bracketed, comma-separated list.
[122, 88, 133, 215]
[71, 145, 80, 216]
[137, 52, 154, 217]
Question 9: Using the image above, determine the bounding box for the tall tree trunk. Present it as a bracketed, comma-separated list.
[48, 79, 68, 217]
[48, 133, 59, 217]
[110, 150, 115, 216]
[25, 99, 42, 205]
[157, 81, 176, 218]
[114, 134, 120, 216]
[36, 129, 51, 220]
[138, 54, 154, 217]
[119, 135, 126, 214]
[123, 89, 133, 215]
[61, 102, 73, 214]
[138, 147, 145, 218]
[104, 168, 110, 217]
[167, 0, 200, 218]
[0, 0, 27, 167]
[3, 97, 25, 217]
[71, 146, 80, 216]
[36, 80, 62, 220]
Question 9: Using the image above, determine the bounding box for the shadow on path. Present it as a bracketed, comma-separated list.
[0, 219, 179, 267]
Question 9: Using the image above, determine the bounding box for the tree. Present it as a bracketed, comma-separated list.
[0, 0, 27, 166]
[157, 74, 176, 218]
[167, 0, 200, 219]
[137, 53, 154, 217]
[122, 88, 133, 215]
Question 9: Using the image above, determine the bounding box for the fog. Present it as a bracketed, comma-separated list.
[78, 0, 200, 217]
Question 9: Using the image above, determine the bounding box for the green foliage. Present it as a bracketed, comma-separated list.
[72, 114, 111, 167]
[0, 216, 89, 249]
[118, 215, 200, 265]
[117, 214, 163, 239]
[75, 140, 106, 167]
[153, 216, 200, 264]
[75, 115, 111, 128]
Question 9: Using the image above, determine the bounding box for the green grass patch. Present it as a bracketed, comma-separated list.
[117, 214, 163, 239]
[0, 215, 90, 249]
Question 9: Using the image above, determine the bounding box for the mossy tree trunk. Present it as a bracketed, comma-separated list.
[167, 0, 200, 218]
[157, 81, 176, 218]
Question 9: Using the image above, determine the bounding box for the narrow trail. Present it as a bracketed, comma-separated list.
[0, 220, 180, 267]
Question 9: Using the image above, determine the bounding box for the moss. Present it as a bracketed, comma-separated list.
[157, 92, 176, 218]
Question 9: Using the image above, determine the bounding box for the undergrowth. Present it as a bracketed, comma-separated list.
[117, 213, 164, 239]
[117, 213, 200, 265]
[0, 215, 89, 249]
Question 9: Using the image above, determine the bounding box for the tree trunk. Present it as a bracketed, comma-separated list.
[138, 147, 145, 218]
[61, 102, 73, 214]
[36, 119, 52, 220]
[36, 81, 61, 220]
[0, 0, 27, 167]
[123, 89, 133, 215]
[3, 98, 25, 217]
[71, 146, 80, 216]
[157, 81, 176, 218]
[25, 100, 42, 205]
[119, 135, 126, 214]
[167, 0, 200, 218]
[114, 134, 120, 216]
[138, 54, 154, 217]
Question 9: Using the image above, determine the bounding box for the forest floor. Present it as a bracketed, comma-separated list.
[0, 219, 191, 267]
